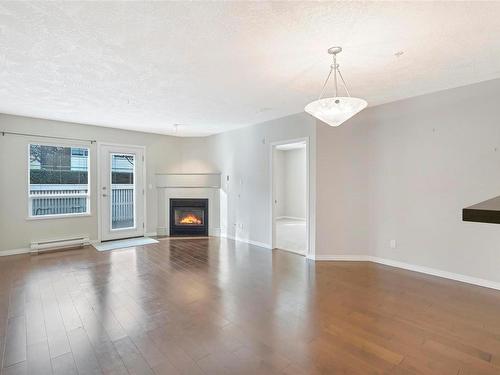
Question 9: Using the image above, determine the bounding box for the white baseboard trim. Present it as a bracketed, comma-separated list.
[312, 254, 500, 291]
[0, 247, 31, 256]
[145, 232, 157, 237]
[2, 239, 100, 257]
[223, 235, 272, 250]
[311, 254, 370, 261]
[276, 216, 306, 221]
[369, 256, 500, 291]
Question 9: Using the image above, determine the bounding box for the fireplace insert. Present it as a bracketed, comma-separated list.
[169, 198, 208, 236]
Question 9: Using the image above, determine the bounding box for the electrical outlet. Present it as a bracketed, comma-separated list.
[390, 239, 397, 249]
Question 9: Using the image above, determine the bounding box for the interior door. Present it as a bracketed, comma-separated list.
[100, 144, 145, 241]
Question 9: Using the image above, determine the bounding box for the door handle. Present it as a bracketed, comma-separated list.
[102, 194, 108, 197]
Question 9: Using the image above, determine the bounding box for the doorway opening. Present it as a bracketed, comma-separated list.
[99, 143, 145, 242]
[271, 139, 309, 255]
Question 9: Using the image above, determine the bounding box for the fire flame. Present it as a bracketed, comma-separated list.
[179, 214, 202, 225]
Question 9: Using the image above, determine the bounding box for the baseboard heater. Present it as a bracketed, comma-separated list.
[30, 236, 90, 254]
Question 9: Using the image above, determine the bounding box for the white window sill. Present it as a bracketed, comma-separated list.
[26, 213, 92, 221]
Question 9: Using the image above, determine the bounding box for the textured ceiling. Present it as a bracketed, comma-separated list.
[1, 2, 500, 136]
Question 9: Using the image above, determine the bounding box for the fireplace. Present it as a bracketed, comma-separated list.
[169, 198, 208, 236]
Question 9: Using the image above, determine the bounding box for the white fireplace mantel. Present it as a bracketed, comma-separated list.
[156, 173, 221, 189]
[156, 173, 221, 236]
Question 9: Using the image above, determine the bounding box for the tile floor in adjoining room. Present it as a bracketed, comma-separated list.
[275, 217, 307, 255]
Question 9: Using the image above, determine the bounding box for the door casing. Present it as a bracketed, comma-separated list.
[97, 143, 146, 242]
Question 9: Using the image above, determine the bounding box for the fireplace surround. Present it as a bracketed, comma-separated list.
[156, 173, 220, 237]
[169, 198, 209, 236]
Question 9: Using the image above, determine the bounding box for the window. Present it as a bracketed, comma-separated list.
[29, 144, 90, 217]
[110, 154, 136, 229]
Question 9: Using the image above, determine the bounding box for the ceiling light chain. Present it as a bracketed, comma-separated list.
[318, 48, 351, 99]
[336, 67, 350, 97]
[305, 46, 367, 127]
[333, 53, 338, 98]
[318, 63, 334, 100]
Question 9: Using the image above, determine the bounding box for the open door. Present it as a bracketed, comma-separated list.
[100, 144, 145, 241]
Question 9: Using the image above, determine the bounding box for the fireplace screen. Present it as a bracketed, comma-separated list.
[174, 208, 204, 226]
[170, 198, 208, 236]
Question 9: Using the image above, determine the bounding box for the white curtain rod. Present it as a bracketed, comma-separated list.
[1, 130, 96, 144]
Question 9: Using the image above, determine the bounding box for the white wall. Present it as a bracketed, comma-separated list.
[316, 78, 500, 283]
[274, 148, 307, 219]
[207, 113, 316, 251]
[284, 148, 306, 219]
[316, 113, 370, 257]
[273, 149, 286, 218]
[0, 112, 314, 253]
[5, 77, 499, 285]
[0, 114, 215, 252]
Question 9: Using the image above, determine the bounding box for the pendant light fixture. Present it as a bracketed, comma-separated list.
[305, 46, 367, 127]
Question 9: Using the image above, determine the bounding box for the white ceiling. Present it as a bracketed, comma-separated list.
[1, 2, 500, 137]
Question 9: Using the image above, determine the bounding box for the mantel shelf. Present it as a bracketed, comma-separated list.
[156, 173, 221, 189]
[462, 195, 500, 224]
[155, 173, 221, 176]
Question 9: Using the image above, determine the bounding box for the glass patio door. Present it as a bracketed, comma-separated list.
[100, 144, 145, 241]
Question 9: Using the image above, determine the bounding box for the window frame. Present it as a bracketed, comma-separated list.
[27, 142, 91, 220]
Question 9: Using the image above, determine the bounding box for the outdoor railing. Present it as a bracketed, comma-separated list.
[30, 184, 134, 226]
[110, 184, 134, 228]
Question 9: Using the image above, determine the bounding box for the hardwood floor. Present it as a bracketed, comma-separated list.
[0, 237, 500, 374]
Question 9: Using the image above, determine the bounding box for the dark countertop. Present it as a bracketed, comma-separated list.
[463, 196, 500, 224]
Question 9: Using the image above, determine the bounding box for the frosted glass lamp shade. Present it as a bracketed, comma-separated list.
[304, 96, 367, 127]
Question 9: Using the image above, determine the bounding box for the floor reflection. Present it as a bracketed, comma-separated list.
[1, 238, 499, 374]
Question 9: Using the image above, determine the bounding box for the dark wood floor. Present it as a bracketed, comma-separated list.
[0, 238, 500, 374]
